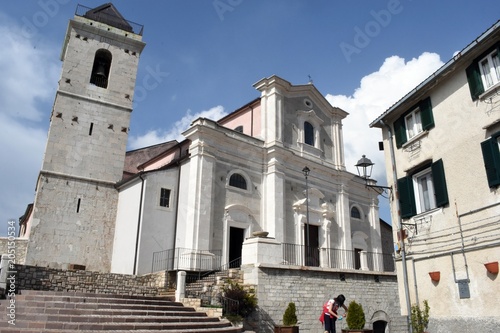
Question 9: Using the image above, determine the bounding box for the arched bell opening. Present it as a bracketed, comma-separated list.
[90, 49, 112, 88]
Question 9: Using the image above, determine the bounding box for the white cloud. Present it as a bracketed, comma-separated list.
[0, 14, 59, 121]
[0, 13, 59, 235]
[326, 52, 444, 182]
[128, 105, 228, 149]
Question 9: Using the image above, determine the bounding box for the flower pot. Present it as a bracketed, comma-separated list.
[429, 271, 440, 282]
[484, 261, 499, 274]
[274, 326, 299, 333]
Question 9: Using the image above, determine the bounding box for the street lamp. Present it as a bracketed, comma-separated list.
[355, 155, 392, 195]
[302, 166, 310, 252]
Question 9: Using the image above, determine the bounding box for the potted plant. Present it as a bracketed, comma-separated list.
[411, 300, 430, 333]
[274, 302, 299, 333]
[342, 300, 373, 333]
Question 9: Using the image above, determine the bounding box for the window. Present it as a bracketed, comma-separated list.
[304, 121, 314, 146]
[90, 49, 112, 88]
[351, 207, 361, 219]
[466, 43, 500, 101]
[394, 97, 434, 148]
[234, 125, 243, 133]
[397, 159, 449, 218]
[405, 108, 423, 140]
[479, 50, 500, 89]
[413, 168, 436, 213]
[159, 188, 171, 208]
[229, 173, 247, 190]
[481, 132, 500, 188]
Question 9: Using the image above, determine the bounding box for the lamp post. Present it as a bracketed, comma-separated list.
[355, 155, 392, 194]
[302, 166, 310, 256]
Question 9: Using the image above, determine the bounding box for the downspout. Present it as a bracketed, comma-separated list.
[133, 172, 146, 275]
[379, 119, 413, 333]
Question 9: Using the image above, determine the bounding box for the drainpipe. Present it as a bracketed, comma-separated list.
[380, 119, 413, 333]
[133, 172, 146, 275]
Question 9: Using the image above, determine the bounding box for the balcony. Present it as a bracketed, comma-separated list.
[282, 243, 395, 272]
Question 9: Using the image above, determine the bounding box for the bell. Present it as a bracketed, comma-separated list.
[95, 63, 107, 78]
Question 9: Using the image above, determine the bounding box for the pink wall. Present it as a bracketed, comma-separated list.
[219, 103, 261, 138]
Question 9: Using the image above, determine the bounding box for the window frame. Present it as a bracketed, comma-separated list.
[304, 121, 315, 146]
[466, 43, 500, 101]
[412, 167, 436, 214]
[229, 173, 247, 190]
[478, 49, 500, 90]
[394, 97, 434, 148]
[350, 206, 361, 219]
[398, 159, 449, 219]
[159, 188, 171, 208]
[404, 107, 423, 140]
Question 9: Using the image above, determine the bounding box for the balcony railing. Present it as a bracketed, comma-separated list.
[151, 248, 222, 273]
[282, 243, 395, 272]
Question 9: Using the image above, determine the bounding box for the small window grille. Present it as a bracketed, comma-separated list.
[229, 173, 247, 190]
[159, 188, 171, 208]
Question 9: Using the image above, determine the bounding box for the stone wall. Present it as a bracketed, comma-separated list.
[11, 264, 168, 297]
[242, 264, 408, 333]
[0, 238, 28, 264]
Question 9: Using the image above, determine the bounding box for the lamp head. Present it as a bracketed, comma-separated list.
[355, 155, 374, 179]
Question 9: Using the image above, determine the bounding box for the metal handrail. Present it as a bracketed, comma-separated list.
[282, 243, 395, 272]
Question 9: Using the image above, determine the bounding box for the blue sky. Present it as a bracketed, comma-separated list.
[0, 0, 498, 236]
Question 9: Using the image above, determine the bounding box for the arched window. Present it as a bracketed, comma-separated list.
[234, 125, 243, 133]
[304, 121, 314, 146]
[229, 173, 247, 190]
[90, 49, 112, 88]
[351, 207, 361, 219]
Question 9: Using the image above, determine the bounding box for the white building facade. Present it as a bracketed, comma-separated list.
[370, 20, 500, 333]
[112, 75, 387, 276]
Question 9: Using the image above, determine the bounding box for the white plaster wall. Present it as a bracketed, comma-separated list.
[136, 169, 178, 274]
[111, 178, 143, 274]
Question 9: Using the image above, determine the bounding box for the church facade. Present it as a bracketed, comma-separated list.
[20, 4, 388, 277]
[111, 76, 386, 275]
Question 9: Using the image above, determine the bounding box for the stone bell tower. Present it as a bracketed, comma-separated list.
[25, 4, 145, 272]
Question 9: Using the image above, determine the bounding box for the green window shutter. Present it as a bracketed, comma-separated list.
[480, 137, 500, 188]
[465, 62, 484, 101]
[394, 116, 407, 149]
[397, 176, 416, 218]
[419, 97, 435, 131]
[431, 159, 449, 208]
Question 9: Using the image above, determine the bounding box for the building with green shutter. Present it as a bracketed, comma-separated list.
[370, 20, 500, 332]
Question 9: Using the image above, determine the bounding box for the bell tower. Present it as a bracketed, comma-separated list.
[25, 4, 145, 272]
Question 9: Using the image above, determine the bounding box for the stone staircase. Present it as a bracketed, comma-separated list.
[186, 268, 244, 301]
[0, 290, 242, 332]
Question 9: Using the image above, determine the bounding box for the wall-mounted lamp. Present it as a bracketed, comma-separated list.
[355, 155, 392, 196]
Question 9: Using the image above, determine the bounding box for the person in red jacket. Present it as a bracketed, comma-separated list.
[321, 294, 347, 333]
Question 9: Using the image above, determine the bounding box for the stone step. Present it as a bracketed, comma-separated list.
[0, 290, 242, 333]
[0, 327, 241, 333]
